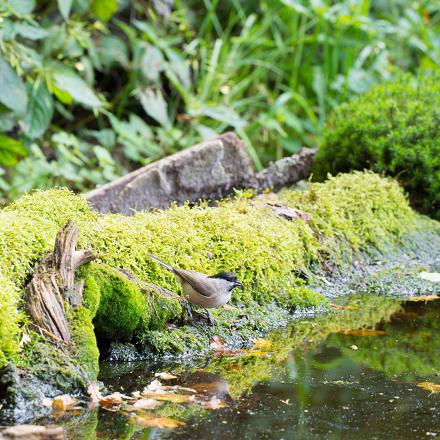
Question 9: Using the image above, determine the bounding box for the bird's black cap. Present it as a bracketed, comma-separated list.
[209, 272, 243, 289]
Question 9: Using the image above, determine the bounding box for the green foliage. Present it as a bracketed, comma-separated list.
[0, 172, 426, 364]
[0, 274, 22, 367]
[86, 264, 148, 340]
[68, 306, 100, 380]
[1, 1, 440, 198]
[313, 74, 440, 219]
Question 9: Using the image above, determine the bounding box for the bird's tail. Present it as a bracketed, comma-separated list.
[146, 253, 174, 271]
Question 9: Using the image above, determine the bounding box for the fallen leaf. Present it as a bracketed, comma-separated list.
[210, 336, 226, 351]
[132, 391, 141, 399]
[144, 379, 163, 392]
[281, 399, 291, 406]
[99, 392, 124, 408]
[52, 394, 78, 411]
[350, 345, 359, 350]
[330, 304, 356, 310]
[132, 398, 163, 410]
[417, 382, 440, 392]
[134, 415, 186, 429]
[202, 396, 227, 410]
[403, 295, 439, 302]
[336, 329, 385, 336]
[252, 338, 272, 351]
[140, 392, 196, 404]
[87, 382, 103, 403]
[42, 398, 53, 407]
[419, 272, 440, 283]
[155, 372, 177, 380]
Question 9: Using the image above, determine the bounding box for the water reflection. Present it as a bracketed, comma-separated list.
[39, 295, 440, 439]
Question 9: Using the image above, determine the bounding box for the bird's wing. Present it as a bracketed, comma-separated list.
[173, 268, 217, 297]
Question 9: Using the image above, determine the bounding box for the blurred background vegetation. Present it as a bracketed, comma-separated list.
[1, 0, 440, 202]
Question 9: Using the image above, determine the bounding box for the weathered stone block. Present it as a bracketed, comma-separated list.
[86, 132, 316, 214]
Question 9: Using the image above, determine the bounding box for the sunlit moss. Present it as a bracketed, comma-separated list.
[0, 274, 23, 366]
[68, 306, 100, 380]
[0, 172, 426, 369]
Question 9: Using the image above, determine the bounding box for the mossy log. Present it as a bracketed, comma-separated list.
[25, 221, 95, 343]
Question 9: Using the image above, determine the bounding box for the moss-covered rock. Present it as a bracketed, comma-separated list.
[0, 171, 433, 377]
[313, 73, 440, 219]
[68, 307, 99, 380]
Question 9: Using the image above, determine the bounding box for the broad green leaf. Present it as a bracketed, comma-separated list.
[22, 82, 54, 139]
[0, 56, 28, 115]
[97, 35, 129, 69]
[141, 44, 164, 81]
[15, 22, 49, 40]
[195, 104, 246, 128]
[9, 0, 35, 15]
[91, 0, 118, 21]
[138, 89, 169, 127]
[54, 70, 102, 108]
[57, 0, 73, 20]
[0, 134, 27, 166]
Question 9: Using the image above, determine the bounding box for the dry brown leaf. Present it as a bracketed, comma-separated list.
[252, 338, 272, 351]
[155, 372, 177, 380]
[331, 304, 356, 310]
[140, 392, 196, 404]
[87, 382, 103, 403]
[417, 382, 440, 392]
[336, 329, 385, 336]
[99, 392, 124, 408]
[202, 397, 227, 410]
[132, 398, 163, 410]
[52, 394, 78, 411]
[209, 336, 226, 351]
[132, 391, 141, 399]
[403, 295, 439, 302]
[144, 379, 163, 392]
[135, 416, 186, 429]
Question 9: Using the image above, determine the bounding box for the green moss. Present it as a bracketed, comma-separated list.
[78, 265, 101, 318]
[68, 306, 100, 380]
[143, 285, 182, 330]
[0, 274, 23, 368]
[313, 73, 440, 219]
[85, 264, 148, 340]
[0, 172, 429, 366]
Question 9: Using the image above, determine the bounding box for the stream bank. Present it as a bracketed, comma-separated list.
[0, 171, 439, 424]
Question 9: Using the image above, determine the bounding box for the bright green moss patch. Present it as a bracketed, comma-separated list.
[313, 74, 440, 219]
[83, 264, 148, 340]
[68, 306, 99, 380]
[0, 274, 23, 368]
[0, 171, 427, 369]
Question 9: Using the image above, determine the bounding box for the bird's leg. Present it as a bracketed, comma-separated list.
[205, 309, 215, 326]
[185, 301, 193, 322]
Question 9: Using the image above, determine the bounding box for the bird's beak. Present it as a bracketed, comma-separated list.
[233, 281, 243, 288]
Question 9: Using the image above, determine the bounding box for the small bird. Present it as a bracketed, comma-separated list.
[146, 253, 242, 325]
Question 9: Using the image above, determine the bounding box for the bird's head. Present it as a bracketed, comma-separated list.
[209, 272, 243, 291]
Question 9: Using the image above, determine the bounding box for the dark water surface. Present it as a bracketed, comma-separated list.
[40, 296, 440, 439]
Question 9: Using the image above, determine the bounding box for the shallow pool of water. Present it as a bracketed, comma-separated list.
[37, 296, 440, 439]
